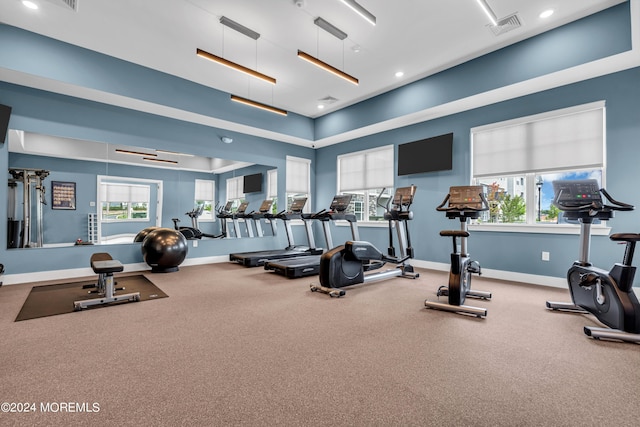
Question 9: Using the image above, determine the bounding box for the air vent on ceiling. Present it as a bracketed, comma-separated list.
[488, 13, 521, 36]
[44, 0, 78, 12]
[318, 96, 339, 104]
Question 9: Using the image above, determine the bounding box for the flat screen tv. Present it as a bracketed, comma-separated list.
[397, 132, 453, 176]
[243, 173, 262, 193]
[0, 104, 12, 144]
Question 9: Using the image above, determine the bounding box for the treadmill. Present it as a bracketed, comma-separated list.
[215, 201, 235, 238]
[229, 197, 323, 267]
[263, 194, 359, 278]
[242, 199, 277, 237]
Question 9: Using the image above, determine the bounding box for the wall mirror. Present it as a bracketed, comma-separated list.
[6, 130, 276, 248]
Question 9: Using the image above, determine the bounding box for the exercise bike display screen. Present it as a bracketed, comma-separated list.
[552, 179, 602, 208]
[448, 186, 484, 209]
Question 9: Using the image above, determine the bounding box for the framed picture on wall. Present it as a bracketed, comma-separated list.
[51, 181, 76, 210]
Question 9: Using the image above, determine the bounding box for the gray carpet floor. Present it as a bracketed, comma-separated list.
[0, 263, 638, 426]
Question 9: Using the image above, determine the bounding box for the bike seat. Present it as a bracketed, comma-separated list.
[440, 230, 469, 238]
[610, 233, 640, 242]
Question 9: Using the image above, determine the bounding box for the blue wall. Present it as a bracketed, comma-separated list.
[316, 67, 640, 281]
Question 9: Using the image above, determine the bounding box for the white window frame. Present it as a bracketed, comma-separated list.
[286, 156, 311, 214]
[226, 176, 245, 210]
[336, 145, 394, 225]
[470, 101, 608, 235]
[96, 175, 162, 243]
[195, 179, 215, 222]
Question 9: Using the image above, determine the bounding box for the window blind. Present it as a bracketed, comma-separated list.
[195, 179, 214, 200]
[226, 176, 244, 200]
[267, 169, 277, 199]
[100, 182, 150, 203]
[472, 103, 605, 177]
[286, 156, 310, 194]
[338, 145, 393, 192]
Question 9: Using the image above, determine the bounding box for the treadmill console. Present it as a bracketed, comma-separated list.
[329, 194, 353, 212]
[257, 199, 273, 213]
[236, 201, 250, 214]
[448, 185, 486, 210]
[289, 197, 307, 213]
[552, 179, 602, 209]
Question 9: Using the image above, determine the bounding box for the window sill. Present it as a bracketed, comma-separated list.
[469, 223, 611, 235]
[335, 220, 390, 228]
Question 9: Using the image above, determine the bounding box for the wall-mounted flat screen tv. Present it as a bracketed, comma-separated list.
[0, 104, 12, 144]
[397, 132, 453, 176]
[243, 173, 263, 193]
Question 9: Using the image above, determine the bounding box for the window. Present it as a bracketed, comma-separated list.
[267, 169, 278, 213]
[337, 145, 394, 222]
[471, 101, 605, 226]
[286, 156, 311, 213]
[100, 182, 150, 221]
[226, 176, 244, 210]
[195, 179, 215, 221]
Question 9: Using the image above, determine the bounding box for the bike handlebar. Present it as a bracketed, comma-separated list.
[554, 188, 634, 213]
[435, 192, 490, 212]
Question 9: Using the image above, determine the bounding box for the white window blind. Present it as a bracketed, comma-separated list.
[100, 182, 150, 202]
[338, 145, 394, 192]
[286, 156, 310, 194]
[472, 102, 605, 177]
[267, 169, 277, 199]
[226, 176, 244, 200]
[195, 179, 214, 200]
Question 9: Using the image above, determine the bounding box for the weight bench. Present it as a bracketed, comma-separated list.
[73, 253, 140, 311]
[82, 253, 125, 294]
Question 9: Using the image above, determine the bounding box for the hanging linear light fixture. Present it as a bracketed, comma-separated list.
[476, 0, 498, 26]
[115, 148, 157, 157]
[143, 157, 179, 165]
[230, 95, 288, 116]
[196, 49, 276, 85]
[338, 0, 376, 26]
[196, 16, 276, 84]
[298, 16, 357, 85]
[297, 50, 359, 85]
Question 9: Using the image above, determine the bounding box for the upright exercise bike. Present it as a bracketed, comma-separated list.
[546, 179, 640, 343]
[425, 185, 491, 317]
[310, 186, 419, 297]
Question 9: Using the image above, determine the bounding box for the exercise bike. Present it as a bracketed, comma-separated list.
[310, 186, 419, 297]
[424, 185, 491, 318]
[546, 179, 640, 343]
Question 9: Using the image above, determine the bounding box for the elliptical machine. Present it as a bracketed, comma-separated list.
[310, 186, 419, 297]
[172, 204, 222, 239]
[424, 185, 491, 318]
[546, 179, 640, 343]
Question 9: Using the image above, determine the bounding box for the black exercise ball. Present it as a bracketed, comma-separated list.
[134, 226, 159, 243]
[141, 227, 188, 273]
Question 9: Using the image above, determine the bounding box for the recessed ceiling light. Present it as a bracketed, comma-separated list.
[317, 104, 325, 110]
[22, 1, 39, 9]
[351, 45, 361, 53]
[395, 71, 404, 78]
[539, 9, 554, 19]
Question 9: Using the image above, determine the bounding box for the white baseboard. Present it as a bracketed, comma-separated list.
[411, 260, 567, 289]
[0, 256, 230, 286]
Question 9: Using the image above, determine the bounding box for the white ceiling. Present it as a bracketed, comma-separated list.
[1, 0, 628, 120]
